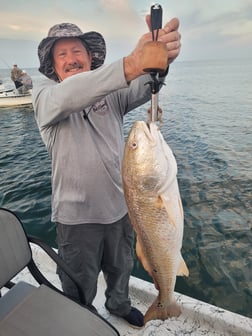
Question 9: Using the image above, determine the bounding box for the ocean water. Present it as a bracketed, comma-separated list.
[0, 59, 251, 318]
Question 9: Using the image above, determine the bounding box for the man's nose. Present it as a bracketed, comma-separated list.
[67, 52, 78, 64]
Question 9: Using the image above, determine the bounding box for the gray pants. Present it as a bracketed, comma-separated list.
[56, 214, 134, 316]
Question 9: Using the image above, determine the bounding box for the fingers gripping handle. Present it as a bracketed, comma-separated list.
[141, 3, 168, 73]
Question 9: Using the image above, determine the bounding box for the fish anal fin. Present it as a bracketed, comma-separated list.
[144, 297, 181, 324]
[136, 239, 159, 289]
[136, 237, 153, 277]
[177, 257, 189, 277]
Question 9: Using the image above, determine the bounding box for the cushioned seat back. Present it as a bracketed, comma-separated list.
[0, 208, 32, 288]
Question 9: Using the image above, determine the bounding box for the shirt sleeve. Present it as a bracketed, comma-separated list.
[32, 59, 129, 129]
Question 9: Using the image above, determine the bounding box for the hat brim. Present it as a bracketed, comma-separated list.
[38, 31, 106, 81]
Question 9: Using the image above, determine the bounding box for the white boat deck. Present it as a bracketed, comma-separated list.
[9, 245, 252, 336]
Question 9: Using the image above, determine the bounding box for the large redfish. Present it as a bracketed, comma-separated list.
[122, 121, 189, 324]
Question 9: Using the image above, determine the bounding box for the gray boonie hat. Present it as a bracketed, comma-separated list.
[38, 23, 106, 81]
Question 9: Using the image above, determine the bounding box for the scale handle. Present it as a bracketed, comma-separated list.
[151, 4, 163, 40]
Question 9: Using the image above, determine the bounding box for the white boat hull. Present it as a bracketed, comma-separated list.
[0, 91, 32, 107]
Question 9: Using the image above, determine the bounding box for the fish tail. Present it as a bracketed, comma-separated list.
[144, 297, 181, 324]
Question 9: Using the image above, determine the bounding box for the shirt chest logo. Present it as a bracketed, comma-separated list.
[92, 99, 108, 116]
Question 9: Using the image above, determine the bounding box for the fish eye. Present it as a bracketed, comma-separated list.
[131, 142, 137, 149]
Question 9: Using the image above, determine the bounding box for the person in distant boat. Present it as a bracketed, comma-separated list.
[18, 70, 33, 94]
[11, 64, 23, 89]
[33, 19, 181, 328]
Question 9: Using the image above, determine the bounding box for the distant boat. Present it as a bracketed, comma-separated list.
[0, 86, 32, 107]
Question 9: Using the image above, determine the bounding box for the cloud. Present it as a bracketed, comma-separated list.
[177, 1, 252, 60]
[8, 24, 21, 31]
[0, 0, 251, 64]
[96, 0, 145, 38]
[99, 0, 133, 12]
[0, 39, 39, 68]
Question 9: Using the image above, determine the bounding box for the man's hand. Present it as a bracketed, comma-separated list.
[155, 17, 181, 64]
[124, 17, 181, 82]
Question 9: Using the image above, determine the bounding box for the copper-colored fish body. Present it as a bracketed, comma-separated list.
[122, 121, 189, 324]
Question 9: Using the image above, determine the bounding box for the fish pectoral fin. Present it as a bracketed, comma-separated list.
[154, 195, 164, 209]
[177, 257, 189, 277]
[159, 193, 177, 228]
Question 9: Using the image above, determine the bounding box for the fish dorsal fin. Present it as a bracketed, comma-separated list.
[177, 257, 189, 277]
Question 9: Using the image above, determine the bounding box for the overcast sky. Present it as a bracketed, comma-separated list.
[0, 0, 252, 68]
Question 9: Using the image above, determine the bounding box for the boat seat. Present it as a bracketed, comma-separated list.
[0, 282, 36, 321]
[0, 208, 120, 336]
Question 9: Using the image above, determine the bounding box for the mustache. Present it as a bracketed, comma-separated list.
[65, 63, 83, 72]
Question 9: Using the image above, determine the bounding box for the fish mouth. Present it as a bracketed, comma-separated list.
[137, 121, 158, 144]
[143, 121, 158, 144]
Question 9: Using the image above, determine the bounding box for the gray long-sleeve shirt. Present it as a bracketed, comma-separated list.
[33, 59, 163, 224]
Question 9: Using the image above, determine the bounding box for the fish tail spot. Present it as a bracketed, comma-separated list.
[144, 298, 181, 324]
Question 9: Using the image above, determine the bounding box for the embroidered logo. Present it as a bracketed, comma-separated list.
[92, 99, 108, 116]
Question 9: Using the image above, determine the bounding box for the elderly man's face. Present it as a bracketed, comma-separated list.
[53, 38, 92, 81]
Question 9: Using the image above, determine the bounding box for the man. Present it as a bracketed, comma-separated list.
[18, 70, 33, 93]
[11, 64, 23, 89]
[33, 16, 181, 328]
